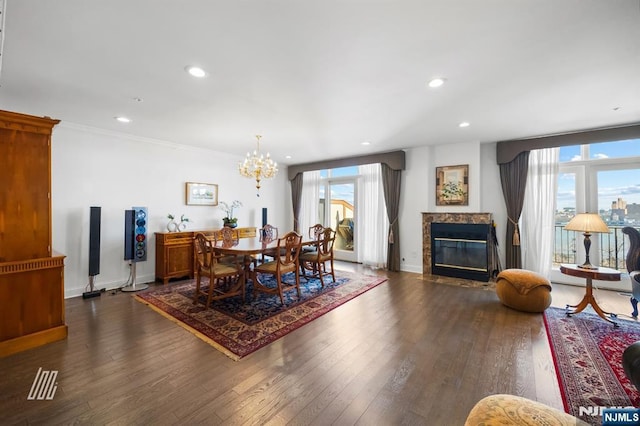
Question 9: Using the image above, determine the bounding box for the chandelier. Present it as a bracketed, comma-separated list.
[238, 135, 278, 196]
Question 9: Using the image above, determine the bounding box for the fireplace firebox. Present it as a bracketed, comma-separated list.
[431, 222, 491, 282]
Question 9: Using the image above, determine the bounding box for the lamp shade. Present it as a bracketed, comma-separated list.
[564, 213, 610, 234]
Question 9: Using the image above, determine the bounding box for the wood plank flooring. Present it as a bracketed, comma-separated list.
[0, 263, 636, 425]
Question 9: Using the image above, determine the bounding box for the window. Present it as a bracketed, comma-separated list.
[554, 139, 640, 271]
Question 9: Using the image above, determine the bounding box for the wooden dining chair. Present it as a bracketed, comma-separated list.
[260, 224, 279, 242]
[302, 223, 325, 254]
[213, 227, 240, 265]
[299, 227, 336, 287]
[219, 227, 239, 245]
[252, 231, 303, 304]
[309, 223, 324, 240]
[259, 224, 280, 263]
[192, 232, 245, 307]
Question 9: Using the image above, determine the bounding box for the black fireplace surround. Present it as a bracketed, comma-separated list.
[431, 222, 491, 282]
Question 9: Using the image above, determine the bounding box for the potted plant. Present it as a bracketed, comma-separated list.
[219, 200, 242, 228]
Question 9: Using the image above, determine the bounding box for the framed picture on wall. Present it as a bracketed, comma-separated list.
[436, 164, 469, 206]
[185, 182, 218, 206]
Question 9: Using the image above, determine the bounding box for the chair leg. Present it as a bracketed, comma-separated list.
[330, 258, 336, 282]
[277, 275, 285, 304]
[239, 274, 246, 303]
[318, 262, 325, 287]
[295, 265, 302, 298]
[206, 278, 215, 308]
[193, 273, 201, 305]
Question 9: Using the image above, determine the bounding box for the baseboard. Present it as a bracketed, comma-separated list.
[64, 273, 157, 299]
[0, 325, 68, 358]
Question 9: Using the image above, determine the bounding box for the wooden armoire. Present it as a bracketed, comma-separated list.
[0, 110, 67, 357]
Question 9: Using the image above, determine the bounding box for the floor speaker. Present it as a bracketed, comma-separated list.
[124, 210, 135, 261]
[132, 206, 147, 262]
[88, 206, 101, 276]
[124, 207, 147, 262]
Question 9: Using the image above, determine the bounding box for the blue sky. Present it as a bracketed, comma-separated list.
[557, 139, 640, 210]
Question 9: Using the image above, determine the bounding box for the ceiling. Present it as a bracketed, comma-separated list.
[1, 1, 639, 165]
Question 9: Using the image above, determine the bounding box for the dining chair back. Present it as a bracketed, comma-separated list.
[260, 224, 279, 242]
[309, 223, 324, 240]
[252, 231, 303, 304]
[192, 232, 244, 307]
[302, 223, 325, 254]
[299, 227, 336, 287]
[219, 227, 239, 246]
[258, 224, 280, 262]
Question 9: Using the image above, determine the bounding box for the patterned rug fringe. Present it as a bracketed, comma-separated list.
[134, 296, 241, 361]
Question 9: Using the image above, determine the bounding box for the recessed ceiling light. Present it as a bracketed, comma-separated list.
[185, 65, 207, 78]
[459, 122, 470, 128]
[115, 116, 131, 123]
[285, 155, 292, 159]
[361, 141, 371, 146]
[427, 78, 445, 88]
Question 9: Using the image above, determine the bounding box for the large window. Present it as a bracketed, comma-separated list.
[554, 139, 640, 271]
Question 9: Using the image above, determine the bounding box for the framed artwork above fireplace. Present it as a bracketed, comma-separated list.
[436, 164, 469, 206]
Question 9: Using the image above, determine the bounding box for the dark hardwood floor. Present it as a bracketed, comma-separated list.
[1, 263, 636, 425]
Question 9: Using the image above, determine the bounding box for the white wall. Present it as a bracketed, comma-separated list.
[399, 141, 506, 273]
[50, 122, 507, 294]
[52, 124, 291, 298]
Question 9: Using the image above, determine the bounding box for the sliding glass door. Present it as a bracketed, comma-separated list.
[319, 177, 357, 262]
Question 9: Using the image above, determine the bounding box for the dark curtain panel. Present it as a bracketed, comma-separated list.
[381, 163, 402, 271]
[290, 172, 303, 233]
[499, 151, 530, 269]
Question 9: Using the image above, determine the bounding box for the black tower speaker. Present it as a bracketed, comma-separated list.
[262, 207, 267, 227]
[88, 206, 101, 276]
[124, 207, 148, 262]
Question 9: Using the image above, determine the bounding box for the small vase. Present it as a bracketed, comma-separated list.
[167, 220, 178, 232]
[223, 220, 238, 228]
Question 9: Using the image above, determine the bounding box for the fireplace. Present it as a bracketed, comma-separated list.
[422, 212, 496, 283]
[431, 222, 491, 282]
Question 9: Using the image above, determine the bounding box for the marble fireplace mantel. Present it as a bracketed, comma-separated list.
[422, 212, 493, 277]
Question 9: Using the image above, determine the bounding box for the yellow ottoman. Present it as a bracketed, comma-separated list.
[496, 269, 552, 313]
[465, 394, 588, 426]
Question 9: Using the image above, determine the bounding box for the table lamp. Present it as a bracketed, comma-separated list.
[564, 212, 610, 269]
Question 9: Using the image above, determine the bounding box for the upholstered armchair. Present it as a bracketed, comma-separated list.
[622, 227, 640, 317]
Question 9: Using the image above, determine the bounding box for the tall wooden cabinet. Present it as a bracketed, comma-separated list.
[155, 227, 257, 284]
[0, 110, 67, 358]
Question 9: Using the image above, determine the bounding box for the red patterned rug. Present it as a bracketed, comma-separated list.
[544, 307, 640, 425]
[134, 270, 387, 360]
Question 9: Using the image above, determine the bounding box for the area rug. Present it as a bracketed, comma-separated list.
[134, 271, 388, 360]
[544, 306, 640, 425]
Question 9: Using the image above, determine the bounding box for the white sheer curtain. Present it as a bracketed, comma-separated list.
[299, 170, 320, 237]
[521, 147, 559, 277]
[356, 163, 388, 268]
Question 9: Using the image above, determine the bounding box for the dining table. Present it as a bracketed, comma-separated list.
[211, 237, 279, 272]
[209, 235, 317, 283]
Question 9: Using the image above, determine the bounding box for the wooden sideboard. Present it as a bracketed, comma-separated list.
[155, 227, 257, 284]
